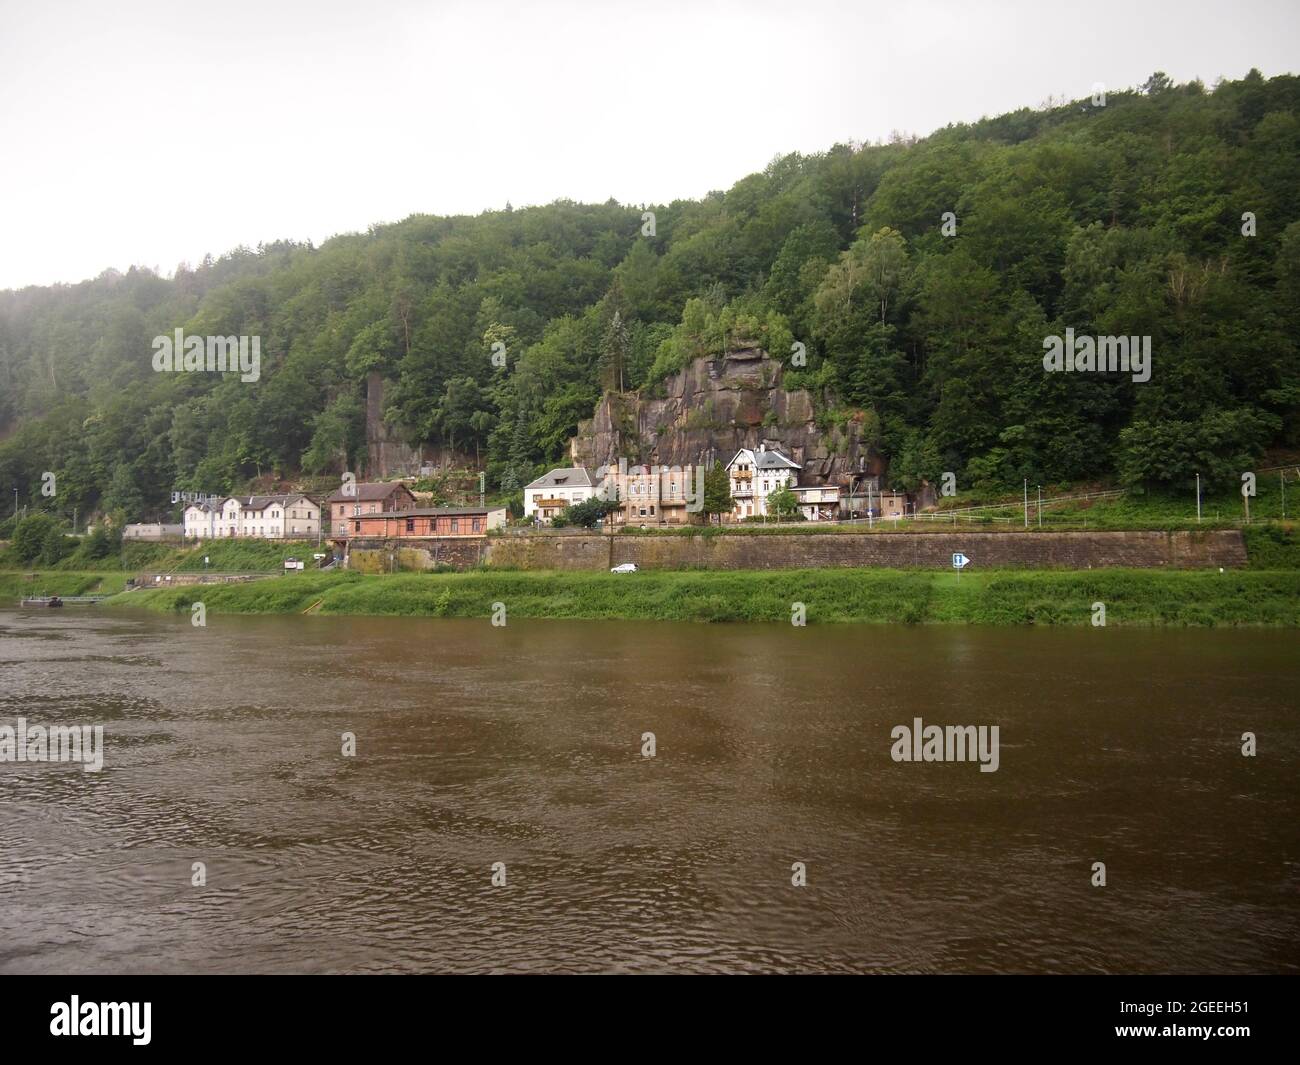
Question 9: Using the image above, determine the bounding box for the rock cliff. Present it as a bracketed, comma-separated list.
[569, 347, 881, 486]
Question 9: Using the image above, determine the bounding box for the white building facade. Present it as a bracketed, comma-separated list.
[725, 446, 801, 520]
[524, 468, 595, 521]
[184, 494, 321, 539]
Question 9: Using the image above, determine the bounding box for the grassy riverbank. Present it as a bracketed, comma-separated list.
[0, 571, 132, 599]
[99, 568, 1300, 626]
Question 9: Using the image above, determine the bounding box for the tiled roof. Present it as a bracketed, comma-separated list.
[356, 506, 505, 517]
[754, 450, 801, 470]
[237, 494, 312, 511]
[325, 482, 414, 503]
[525, 467, 593, 490]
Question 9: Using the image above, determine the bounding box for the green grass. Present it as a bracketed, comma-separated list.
[1242, 525, 1300, 569]
[0, 537, 327, 573]
[0, 571, 132, 599]
[104, 567, 1300, 627]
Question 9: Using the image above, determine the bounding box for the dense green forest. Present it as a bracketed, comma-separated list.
[1, 69, 1297, 527]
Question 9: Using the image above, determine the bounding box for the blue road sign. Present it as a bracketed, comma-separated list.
[952, 552, 970, 569]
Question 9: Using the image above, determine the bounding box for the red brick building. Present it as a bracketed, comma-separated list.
[342, 506, 507, 539]
[325, 482, 417, 536]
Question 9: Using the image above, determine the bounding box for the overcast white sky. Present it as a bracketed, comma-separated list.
[0, 0, 1296, 291]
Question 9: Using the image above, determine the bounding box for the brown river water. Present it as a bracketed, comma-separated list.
[0, 606, 1296, 974]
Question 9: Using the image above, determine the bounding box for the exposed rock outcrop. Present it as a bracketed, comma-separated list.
[569, 348, 882, 486]
[365, 371, 423, 477]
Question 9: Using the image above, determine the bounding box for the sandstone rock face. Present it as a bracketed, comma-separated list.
[570, 349, 880, 486]
[365, 371, 423, 477]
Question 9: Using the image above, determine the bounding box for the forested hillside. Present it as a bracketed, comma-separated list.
[1, 69, 1297, 524]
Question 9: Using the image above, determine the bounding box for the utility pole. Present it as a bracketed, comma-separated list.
[1196, 473, 1201, 523]
[1282, 471, 1287, 520]
[1037, 485, 1042, 528]
[72, 506, 77, 535]
[1023, 479, 1028, 528]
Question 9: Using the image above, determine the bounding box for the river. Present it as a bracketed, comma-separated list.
[0, 607, 1296, 973]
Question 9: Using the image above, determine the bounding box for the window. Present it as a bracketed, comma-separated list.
[406, 518, 415, 533]
[353, 520, 361, 533]
[472, 518, 480, 532]
[650, 506, 655, 515]
[451, 518, 459, 533]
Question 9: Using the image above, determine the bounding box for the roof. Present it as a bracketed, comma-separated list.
[755, 450, 800, 471]
[525, 467, 593, 490]
[233, 494, 314, 511]
[325, 482, 415, 503]
[355, 506, 506, 518]
[726, 447, 801, 471]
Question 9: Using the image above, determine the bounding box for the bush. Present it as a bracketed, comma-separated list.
[554, 497, 618, 529]
[38, 527, 73, 566]
[12, 513, 58, 563]
[83, 524, 119, 561]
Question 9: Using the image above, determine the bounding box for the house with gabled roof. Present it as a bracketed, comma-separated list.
[725, 445, 801, 520]
[524, 467, 594, 522]
[186, 494, 321, 539]
[324, 481, 417, 537]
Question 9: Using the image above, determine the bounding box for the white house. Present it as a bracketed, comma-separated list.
[185, 494, 321, 539]
[725, 445, 801, 519]
[182, 501, 222, 540]
[792, 484, 841, 522]
[523, 468, 595, 521]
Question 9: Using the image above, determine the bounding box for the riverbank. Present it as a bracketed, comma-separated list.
[100, 568, 1300, 626]
[0, 571, 132, 599]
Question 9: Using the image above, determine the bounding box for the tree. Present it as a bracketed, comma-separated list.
[555, 496, 618, 529]
[768, 487, 799, 519]
[701, 462, 733, 524]
[599, 310, 630, 393]
[83, 523, 117, 561]
[12, 513, 58, 563]
[38, 526, 71, 566]
[1141, 71, 1173, 96]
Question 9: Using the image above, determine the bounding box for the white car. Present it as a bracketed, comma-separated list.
[610, 563, 638, 573]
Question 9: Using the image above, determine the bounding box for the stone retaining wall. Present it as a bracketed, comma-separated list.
[486, 530, 1247, 571]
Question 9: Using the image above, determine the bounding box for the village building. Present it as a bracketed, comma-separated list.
[839, 477, 881, 520]
[324, 482, 417, 537]
[523, 468, 595, 521]
[592, 463, 702, 526]
[342, 506, 507, 539]
[185, 494, 321, 539]
[123, 522, 184, 541]
[182, 501, 221, 539]
[725, 445, 801, 520]
[791, 484, 841, 522]
[879, 489, 910, 520]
